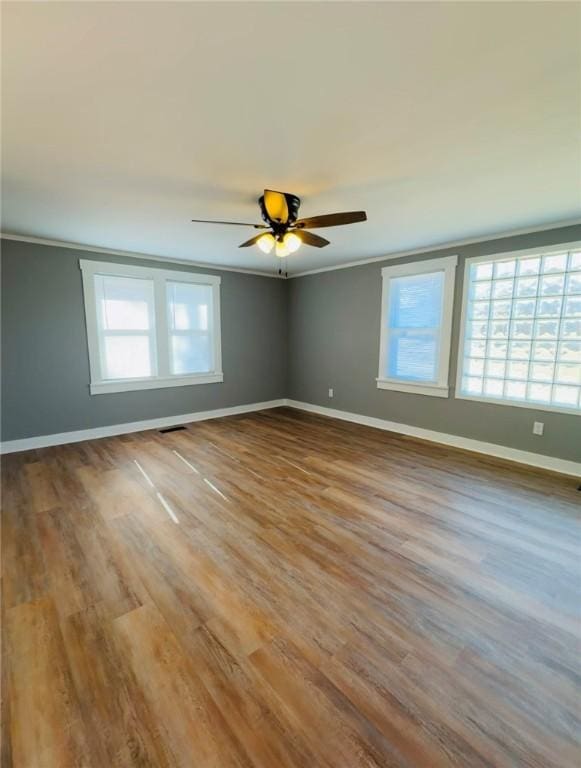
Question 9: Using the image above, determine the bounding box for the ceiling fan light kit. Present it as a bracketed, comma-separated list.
[191, 189, 367, 265]
[257, 233, 275, 254]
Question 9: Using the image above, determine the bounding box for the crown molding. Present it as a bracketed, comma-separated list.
[0, 232, 285, 279]
[3, 217, 581, 280]
[288, 217, 581, 278]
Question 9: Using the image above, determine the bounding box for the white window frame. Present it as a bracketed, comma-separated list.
[455, 241, 581, 416]
[377, 255, 458, 397]
[80, 259, 223, 395]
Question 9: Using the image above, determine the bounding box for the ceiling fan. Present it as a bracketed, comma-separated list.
[191, 189, 367, 258]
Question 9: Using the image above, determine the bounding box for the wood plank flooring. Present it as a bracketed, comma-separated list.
[1, 407, 580, 767]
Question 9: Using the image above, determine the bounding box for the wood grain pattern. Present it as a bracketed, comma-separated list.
[2, 407, 580, 767]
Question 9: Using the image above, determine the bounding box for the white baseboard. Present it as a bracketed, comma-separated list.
[3, 397, 579, 478]
[286, 399, 581, 478]
[0, 399, 286, 454]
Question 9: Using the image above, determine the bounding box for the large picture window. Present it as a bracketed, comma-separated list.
[377, 255, 458, 397]
[81, 260, 222, 394]
[456, 244, 581, 414]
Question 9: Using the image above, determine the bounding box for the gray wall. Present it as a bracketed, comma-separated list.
[2, 227, 580, 461]
[288, 224, 581, 463]
[1, 240, 287, 440]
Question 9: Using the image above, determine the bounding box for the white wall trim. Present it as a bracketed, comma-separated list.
[0, 232, 284, 279]
[377, 254, 457, 398]
[89, 373, 224, 395]
[285, 399, 581, 478]
[376, 380, 450, 398]
[3, 396, 579, 476]
[0, 399, 285, 455]
[80, 258, 223, 395]
[289, 218, 581, 278]
[3, 219, 581, 282]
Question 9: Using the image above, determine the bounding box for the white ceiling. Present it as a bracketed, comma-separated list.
[2, 1, 580, 275]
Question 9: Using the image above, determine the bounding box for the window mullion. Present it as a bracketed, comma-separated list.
[153, 276, 170, 377]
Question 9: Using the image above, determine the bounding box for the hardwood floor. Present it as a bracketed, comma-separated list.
[2, 407, 580, 767]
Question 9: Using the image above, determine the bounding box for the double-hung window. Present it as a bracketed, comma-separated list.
[457, 244, 581, 414]
[81, 260, 222, 394]
[377, 255, 458, 397]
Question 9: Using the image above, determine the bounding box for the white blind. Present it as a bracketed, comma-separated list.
[459, 249, 581, 411]
[95, 274, 156, 380]
[385, 271, 444, 382]
[167, 281, 213, 375]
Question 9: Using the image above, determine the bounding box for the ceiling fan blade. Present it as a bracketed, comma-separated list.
[263, 189, 289, 224]
[297, 230, 330, 248]
[238, 233, 270, 248]
[295, 211, 367, 229]
[191, 218, 266, 228]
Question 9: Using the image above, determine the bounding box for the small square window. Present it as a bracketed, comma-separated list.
[458, 245, 581, 413]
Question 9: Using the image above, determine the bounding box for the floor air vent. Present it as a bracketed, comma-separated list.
[159, 425, 187, 434]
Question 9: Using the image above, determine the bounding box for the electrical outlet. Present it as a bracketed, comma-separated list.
[328, 388, 334, 398]
[533, 421, 544, 436]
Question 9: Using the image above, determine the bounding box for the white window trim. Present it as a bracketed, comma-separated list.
[80, 259, 223, 395]
[455, 241, 581, 417]
[377, 255, 458, 397]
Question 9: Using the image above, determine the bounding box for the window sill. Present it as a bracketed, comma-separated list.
[376, 379, 450, 398]
[455, 392, 581, 416]
[90, 372, 224, 395]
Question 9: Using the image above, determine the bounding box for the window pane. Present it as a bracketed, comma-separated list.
[491, 301, 511, 319]
[516, 277, 538, 297]
[494, 260, 516, 279]
[553, 385, 579, 407]
[486, 359, 506, 378]
[488, 340, 508, 359]
[567, 272, 581, 294]
[532, 341, 557, 361]
[467, 340, 486, 357]
[466, 358, 485, 376]
[507, 360, 528, 379]
[514, 300, 535, 318]
[537, 297, 562, 317]
[506, 380, 526, 400]
[565, 296, 581, 317]
[562, 319, 581, 339]
[530, 362, 554, 382]
[384, 269, 448, 384]
[462, 376, 483, 395]
[484, 378, 503, 396]
[555, 363, 580, 385]
[168, 282, 213, 331]
[492, 280, 514, 299]
[509, 341, 531, 359]
[170, 334, 211, 375]
[470, 301, 490, 320]
[542, 253, 568, 273]
[491, 321, 509, 339]
[558, 341, 581, 363]
[473, 263, 493, 281]
[98, 275, 153, 330]
[473, 281, 491, 300]
[388, 333, 438, 382]
[540, 275, 565, 295]
[388, 272, 443, 329]
[518, 257, 540, 276]
[459, 248, 581, 411]
[529, 383, 551, 403]
[103, 336, 151, 379]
